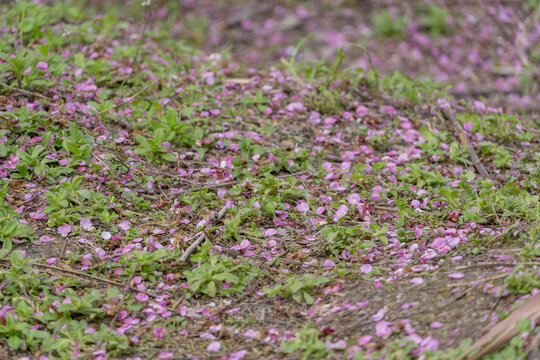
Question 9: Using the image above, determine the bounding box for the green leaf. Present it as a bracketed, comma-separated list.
[418, 126, 438, 143]
[135, 135, 150, 148]
[289, 280, 304, 294]
[63, 139, 79, 154]
[8, 335, 23, 349]
[314, 277, 330, 286]
[1, 219, 19, 235]
[206, 281, 216, 297]
[107, 287, 121, 299]
[303, 291, 314, 304]
[160, 152, 176, 162]
[189, 279, 203, 292]
[11, 222, 34, 239]
[154, 128, 164, 143]
[180, 106, 194, 117]
[213, 272, 239, 283]
[0, 181, 8, 198]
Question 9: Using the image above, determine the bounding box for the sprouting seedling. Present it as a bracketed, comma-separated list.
[0, 50, 34, 88]
[280, 34, 312, 86]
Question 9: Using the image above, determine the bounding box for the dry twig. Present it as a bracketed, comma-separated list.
[58, 238, 69, 260]
[173, 170, 309, 198]
[0, 259, 158, 298]
[455, 262, 540, 271]
[440, 106, 491, 179]
[0, 81, 52, 100]
[93, 79, 159, 116]
[447, 273, 509, 288]
[460, 291, 540, 360]
[179, 204, 229, 263]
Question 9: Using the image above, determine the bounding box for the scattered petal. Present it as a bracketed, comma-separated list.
[36, 61, 49, 71]
[296, 201, 309, 213]
[39, 235, 52, 243]
[135, 293, 149, 302]
[323, 260, 336, 269]
[375, 321, 393, 337]
[80, 217, 93, 231]
[358, 335, 372, 346]
[359, 264, 373, 274]
[58, 224, 72, 236]
[206, 341, 221, 352]
[118, 220, 131, 231]
[463, 122, 474, 131]
[333, 204, 348, 222]
[153, 326, 167, 340]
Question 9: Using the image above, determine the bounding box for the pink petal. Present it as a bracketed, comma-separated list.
[229, 350, 247, 360]
[333, 204, 349, 222]
[36, 61, 49, 71]
[296, 202, 309, 213]
[375, 321, 393, 337]
[449, 272, 464, 279]
[80, 217, 93, 231]
[286, 102, 306, 112]
[153, 326, 167, 340]
[323, 260, 336, 269]
[135, 293, 149, 302]
[206, 341, 221, 352]
[240, 239, 251, 249]
[329, 181, 347, 191]
[381, 105, 397, 115]
[356, 105, 368, 117]
[58, 224, 72, 235]
[39, 235, 52, 243]
[359, 264, 373, 274]
[371, 308, 387, 322]
[358, 335, 372, 346]
[347, 193, 361, 205]
[118, 220, 131, 231]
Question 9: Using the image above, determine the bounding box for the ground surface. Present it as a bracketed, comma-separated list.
[0, 1, 539, 360]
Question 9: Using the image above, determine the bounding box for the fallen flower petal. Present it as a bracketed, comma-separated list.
[323, 260, 336, 269]
[135, 293, 149, 302]
[80, 217, 93, 231]
[333, 204, 348, 222]
[58, 224, 72, 235]
[359, 264, 373, 274]
[37, 61, 49, 71]
[207, 341, 221, 352]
